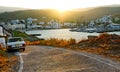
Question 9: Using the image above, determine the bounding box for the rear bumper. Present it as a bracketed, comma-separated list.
[7, 46, 25, 50]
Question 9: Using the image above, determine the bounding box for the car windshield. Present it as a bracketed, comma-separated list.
[8, 38, 23, 42]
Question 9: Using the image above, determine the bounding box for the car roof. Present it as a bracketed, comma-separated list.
[8, 37, 23, 39]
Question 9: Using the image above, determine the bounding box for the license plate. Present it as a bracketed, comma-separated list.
[16, 44, 22, 46]
[16, 44, 19, 46]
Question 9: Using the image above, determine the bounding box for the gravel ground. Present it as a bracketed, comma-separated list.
[20, 46, 120, 72]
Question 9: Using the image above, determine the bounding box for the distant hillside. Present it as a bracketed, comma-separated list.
[0, 9, 61, 21]
[79, 7, 120, 21]
[0, 6, 120, 22]
[112, 13, 120, 17]
[104, 4, 120, 7]
[0, 6, 28, 13]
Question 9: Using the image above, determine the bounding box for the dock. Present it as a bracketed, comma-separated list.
[29, 34, 41, 36]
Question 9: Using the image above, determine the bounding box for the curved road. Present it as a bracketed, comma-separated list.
[19, 46, 120, 72]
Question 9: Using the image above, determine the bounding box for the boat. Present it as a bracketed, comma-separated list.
[29, 34, 41, 36]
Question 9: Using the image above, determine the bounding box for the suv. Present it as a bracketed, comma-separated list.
[7, 37, 26, 52]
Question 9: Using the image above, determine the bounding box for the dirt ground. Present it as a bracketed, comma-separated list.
[19, 45, 120, 72]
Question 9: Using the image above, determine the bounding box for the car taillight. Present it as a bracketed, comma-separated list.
[23, 44, 26, 46]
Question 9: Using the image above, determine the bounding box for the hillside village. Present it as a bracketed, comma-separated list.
[71, 15, 120, 32]
[0, 17, 76, 31]
[0, 15, 120, 32]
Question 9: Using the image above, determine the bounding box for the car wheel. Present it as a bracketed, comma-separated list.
[7, 49, 11, 53]
[19, 48, 25, 52]
[23, 48, 25, 51]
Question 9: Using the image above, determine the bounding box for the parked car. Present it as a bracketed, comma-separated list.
[7, 37, 26, 52]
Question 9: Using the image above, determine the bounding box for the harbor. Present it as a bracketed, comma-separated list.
[70, 15, 120, 33]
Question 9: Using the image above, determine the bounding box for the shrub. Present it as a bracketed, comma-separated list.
[26, 38, 76, 47]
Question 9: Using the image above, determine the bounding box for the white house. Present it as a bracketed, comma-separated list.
[97, 15, 112, 24]
[0, 22, 5, 26]
[47, 19, 61, 28]
[109, 24, 120, 29]
[27, 18, 33, 24]
[6, 23, 25, 30]
[88, 21, 95, 28]
[0, 26, 3, 36]
[114, 17, 120, 22]
[11, 20, 19, 24]
[64, 22, 71, 27]
[39, 22, 45, 25]
[32, 18, 38, 21]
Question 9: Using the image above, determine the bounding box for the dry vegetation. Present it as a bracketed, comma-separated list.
[74, 33, 120, 61]
[26, 38, 76, 47]
[0, 45, 18, 72]
[26, 33, 120, 62]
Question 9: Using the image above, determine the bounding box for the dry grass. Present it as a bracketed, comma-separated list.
[26, 38, 76, 47]
[76, 33, 120, 61]
[0, 45, 8, 72]
[0, 45, 18, 72]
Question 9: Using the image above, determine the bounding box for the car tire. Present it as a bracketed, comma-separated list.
[7, 49, 11, 53]
[23, 48, 25, 51]
[19, 48, 25, 52]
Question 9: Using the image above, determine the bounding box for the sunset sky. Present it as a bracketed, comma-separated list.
[0, 0, 120, 11]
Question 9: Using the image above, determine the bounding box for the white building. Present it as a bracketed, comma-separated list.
[0, 26, 4, 36]
[109, 24, 120, 29]
[27, 18, 33, 24]
[114, 17, 120, 22]
[7, 23, 25, 30]
[47, 19, 61, 28]
[88, 21, 95, 28]
[11, 20, 19, 24]
[96, 15, 112, 24]
[39, 22, 45, 25]
[0, 22, 5, 25]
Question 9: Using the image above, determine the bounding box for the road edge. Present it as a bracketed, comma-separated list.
[15, 52, 24, 72]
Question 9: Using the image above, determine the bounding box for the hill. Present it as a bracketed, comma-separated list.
[0, 6, 120, 22]
[0, 9, 61, 21]
[80, 7, 120, 21]
[112, 13, 120, 18]
[0, 6, 28, 13]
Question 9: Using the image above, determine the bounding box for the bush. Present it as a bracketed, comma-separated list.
[26, 38, 76, 47]
[0, 45, 7, 57]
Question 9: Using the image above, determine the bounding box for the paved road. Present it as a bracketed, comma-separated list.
[19, 46, 120, 72]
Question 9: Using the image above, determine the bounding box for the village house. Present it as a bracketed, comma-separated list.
[64, 22, 72, 27]
[47, 19, 61, 28]
[88, 21, 95, 28]
[27, 18, 33, 24]
[0, 26, 6, 48]
[5, 19, 26, 30]
[11, 19, 19, 24]
[39, 22, 45, 25]
[109, 23, 120, 30]
[0, 26, 4, 36]
[114, 17, 120, 22]
[0, 22, 6, 26]
[6, 23, 25, 30]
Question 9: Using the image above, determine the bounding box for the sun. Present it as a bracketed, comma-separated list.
[41, 0, 75, 12]
[56, 8, 70, 12]
[53, 4, 73, 12]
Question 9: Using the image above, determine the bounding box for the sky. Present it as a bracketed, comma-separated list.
[0, 0, 120, 11]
